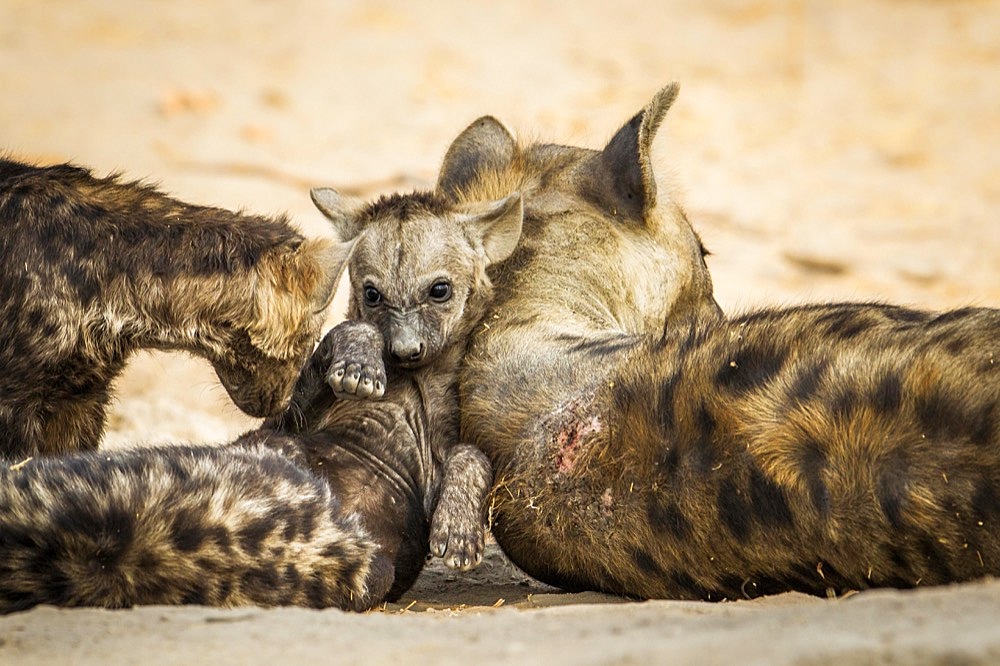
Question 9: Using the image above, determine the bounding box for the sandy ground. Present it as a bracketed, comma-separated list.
[2, 0, 1000, 663]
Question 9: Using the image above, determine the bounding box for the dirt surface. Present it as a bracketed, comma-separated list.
[2, 1, 1000, 663]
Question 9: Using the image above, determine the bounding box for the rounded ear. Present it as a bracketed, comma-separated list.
[310, 187, 366, 242]
[436, 116, 516, 199]
[458, 192, 524, 265]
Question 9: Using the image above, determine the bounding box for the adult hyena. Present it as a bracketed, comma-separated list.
[0, 159, 345, 459]
[446, 84, 1000, 599]
[0, 189, 522, 613]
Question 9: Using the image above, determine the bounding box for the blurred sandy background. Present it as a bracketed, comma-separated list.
[2, 1, 1000, 663]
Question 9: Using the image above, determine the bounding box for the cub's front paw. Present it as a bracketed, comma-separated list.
[322, 321, 386, 400]
[429, 511, 485, 571]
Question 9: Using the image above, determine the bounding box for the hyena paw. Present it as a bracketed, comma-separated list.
[321, 321, 386, 400]
[429, 512, 485, 571]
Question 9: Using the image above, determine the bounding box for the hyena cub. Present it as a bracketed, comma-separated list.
[0, 158, 345, 459]
[448, 84, 1000, 599]
[255, 186, 523, 592]
[0, 188, 522, 613]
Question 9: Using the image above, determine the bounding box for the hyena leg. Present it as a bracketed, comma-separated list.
[429, 444, 492, 570]
[265, 321, 385, 433]
[324, 320, 386, 401]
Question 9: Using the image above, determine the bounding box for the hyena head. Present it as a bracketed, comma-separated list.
[436, 82, 721, 332]
[310, 188, 523, 368]
[210, 237, 354, 415]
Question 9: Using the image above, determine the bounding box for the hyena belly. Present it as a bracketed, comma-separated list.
[0, 445, 380, 613]
[489, 304, 1000, 599]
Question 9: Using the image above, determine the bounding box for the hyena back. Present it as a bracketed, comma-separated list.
[448, 85, 1000, 598]
[0, 445, 379, 612]
[0, 159, 346, 459]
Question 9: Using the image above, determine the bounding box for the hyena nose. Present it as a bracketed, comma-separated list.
[391, 341, 425, 363]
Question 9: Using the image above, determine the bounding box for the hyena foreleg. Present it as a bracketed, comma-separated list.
[429, 444, 493, 570]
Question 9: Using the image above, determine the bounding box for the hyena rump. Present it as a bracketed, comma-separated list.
[447, 84, 1000, 599]
[0, 189, 522, 612]
[0, 158, 344, 459]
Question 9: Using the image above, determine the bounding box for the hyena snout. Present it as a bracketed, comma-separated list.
[388, 319, 427, 366]
[212, 356, 299, 418]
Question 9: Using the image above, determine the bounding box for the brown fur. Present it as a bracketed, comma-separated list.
[0, 189, 520, 613]
[448, 85, 1000, 599]
[0, 158, 347, 459]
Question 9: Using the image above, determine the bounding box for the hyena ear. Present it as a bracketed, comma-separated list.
[437, 116, 516, 199]
[249, 237, 357, 358]
[310, 187, 366, 242]
[459, 192, 524, 265]
[581, 82, 679, 224]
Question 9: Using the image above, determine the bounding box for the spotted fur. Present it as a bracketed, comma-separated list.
[0, 190, 520, 613]
[448, 84, 1000, 599]
[0, 158, 347, 458]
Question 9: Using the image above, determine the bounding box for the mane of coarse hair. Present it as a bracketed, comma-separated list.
[358, 190, 453, 223]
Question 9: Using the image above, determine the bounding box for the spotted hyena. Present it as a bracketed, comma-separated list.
[443, 84, 1000, 599]
[0, 188, 522, 612]
[0, 158, 346, 459]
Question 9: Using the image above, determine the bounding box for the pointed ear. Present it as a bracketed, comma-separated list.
[310, 187, 366, 241]
[305, 237, 357, 312]
[249, 237, 356, 357]
[437, 116, 516, 199]
[459, 193, 524, 265]
[581, 82, 679, 224]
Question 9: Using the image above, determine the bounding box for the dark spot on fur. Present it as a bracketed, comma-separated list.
[918, 535, 953, 582]
[915, 389, 962, 441]
[320, 541, 347, 561]
[799, 439, 831, 517]
[568, 335, 640, 358]
[749, 466, 794, 528]
[872, 371, 903, 414]
[657, 372, 681, 434]
[945, 337, 970, 356]
[789, 360, 829, 406]
[830, 386, 859, 421]
[631, 549, 663, 577]
[817, 308, 873, 340]
[930, 307, 978, 327]
[690, 403, 718, 472]
[877, 451, 910, 529]
[668, 570, 707, 599]
[647, 497, 692, 540]
[208, 525, 232, 551]
[881, 306, 930, 324]
[237, 518, 273, 556]
[970, 403, 997, 446]
[181, 585, 210, 606]
[170, 515, 207, 553]
[305, 576, 330, 608]
[717, 476, 751, 540]
[241, 565, 280, 594]
[716, 341, 787, 395]
[972, 478, 1000, 522]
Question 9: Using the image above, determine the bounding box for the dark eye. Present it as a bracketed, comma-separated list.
[363, 286, 382, 307]
[429, 281, 452, 303]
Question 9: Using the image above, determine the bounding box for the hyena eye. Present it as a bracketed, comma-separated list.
[363, 286, 382, 307]
[429, 281, 452, 303]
